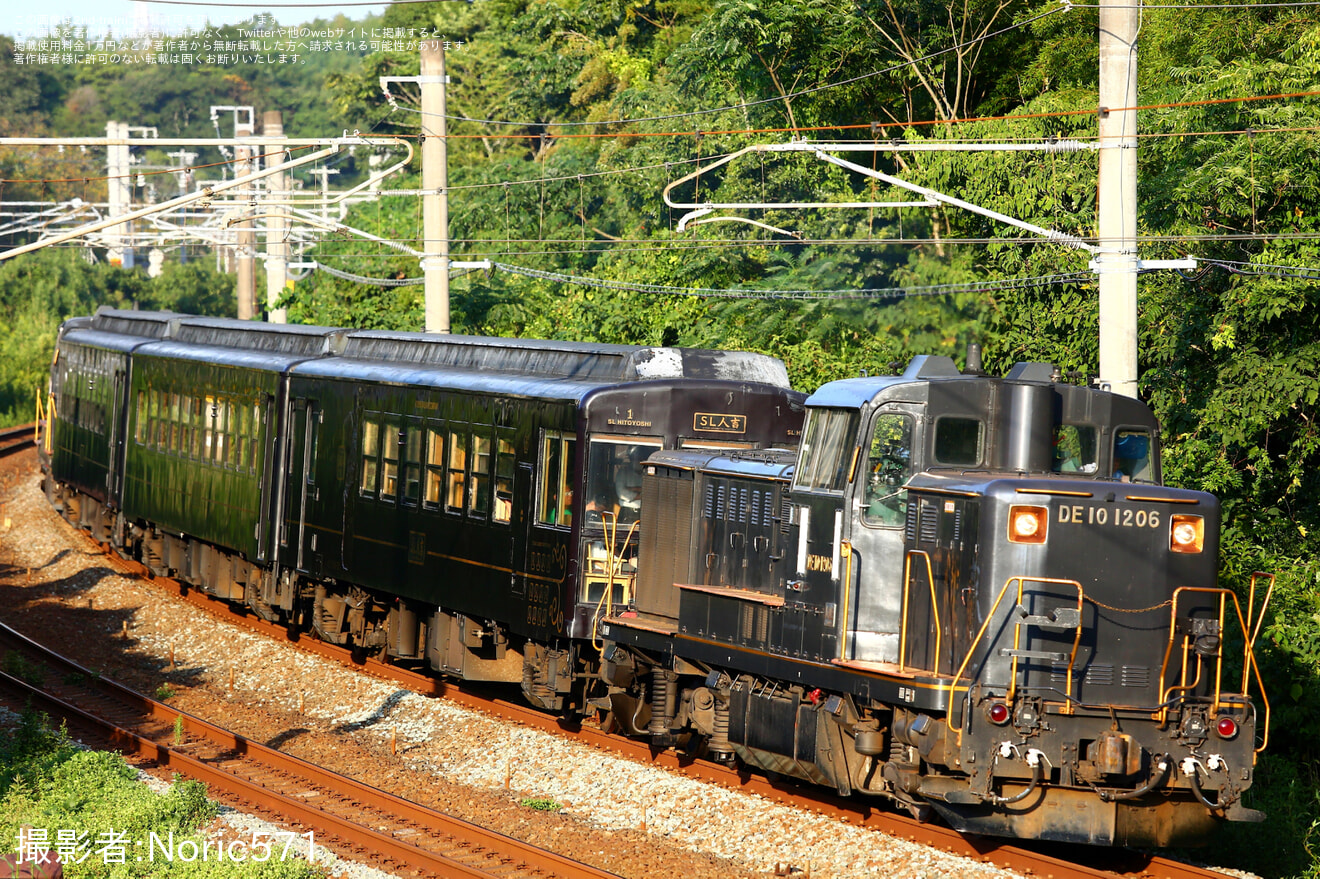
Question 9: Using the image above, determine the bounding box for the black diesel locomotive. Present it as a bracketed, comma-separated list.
[598, 354, 1271, 846]
[42, 308, 804, 712]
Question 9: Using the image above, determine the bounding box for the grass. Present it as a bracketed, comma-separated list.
[519, 797, 562, 812]
[1, 651, 45, 687]
[0, 710, 321, 877]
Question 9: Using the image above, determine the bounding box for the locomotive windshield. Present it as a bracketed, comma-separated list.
[1052, 424, 1099, 473]
[794, 408, 858, 493]
[1113, 428, 1154, 482]
[584, 436, 661, 527]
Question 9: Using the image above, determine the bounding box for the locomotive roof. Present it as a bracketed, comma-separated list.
[81, 308, 792, 387]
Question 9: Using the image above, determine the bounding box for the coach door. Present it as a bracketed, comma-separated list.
[107, 367, 127, 501]
[283, 397, 322, 573]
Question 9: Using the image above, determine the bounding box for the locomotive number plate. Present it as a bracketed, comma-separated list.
[1057, 505, 1162, 528]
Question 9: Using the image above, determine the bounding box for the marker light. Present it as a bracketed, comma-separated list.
[1170, 515, 1205, 554]
[1008, 505, 1048, 545]
[986, 702, 1011, 725]
[1216, 715, 1239, 740]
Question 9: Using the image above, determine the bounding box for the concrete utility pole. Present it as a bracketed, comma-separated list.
[105, 121, 133, 268]
[263, 111, 289, 324]
[234, 117, 257, 320]
[420, 40, 451, 334]
[1096, 0, 1140, 398]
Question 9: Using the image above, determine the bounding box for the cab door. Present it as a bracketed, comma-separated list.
[842, 403, 922, 665]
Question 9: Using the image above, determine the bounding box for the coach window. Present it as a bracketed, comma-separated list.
[360, 419, 380, 496]
[933, 416, 983, 467]
[157, 391, 170, 450]
[250, 403, 262, 471]
[423, 427, 445, 507]
[447, 429, 467, 513]
[381, 421, 401, 500]
[585, 436, 662, 527]
[538, 432, 575, 527]
[470, 434, 492, 517]
[403, 425, 423, 506]
[1113, 429, 1154, 483]
[217, 401, 232, 467]
[862, 413, 913, 527]
[190, 398, 204, 459]
[794, 408, 857, 493]
[494, 438, 515, 523]
[235, 404, 249, 472]
[135, 391, 147, 444]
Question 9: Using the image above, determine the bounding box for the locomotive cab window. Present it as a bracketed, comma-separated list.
[1113, 429, 1154, 483]
[584, 435, 662, 528]
[794, 408, 858, 493]
[537, 432, 576, 528]
[862, 413, 913, 527]
[1053, 424, 1099, 473]
[933, 416, 983, 467]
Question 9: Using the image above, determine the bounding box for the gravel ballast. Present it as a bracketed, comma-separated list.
[0, 455, 1022, 879]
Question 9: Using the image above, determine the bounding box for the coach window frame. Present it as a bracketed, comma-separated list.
[536, 429, 576, 529]
[360, 416, 381, 498]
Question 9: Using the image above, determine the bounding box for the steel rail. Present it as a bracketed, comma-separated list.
[0, 621, 619, 879]
[0, 422, 36, 457]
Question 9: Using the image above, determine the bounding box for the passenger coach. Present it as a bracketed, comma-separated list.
[44, 308, 805, 713]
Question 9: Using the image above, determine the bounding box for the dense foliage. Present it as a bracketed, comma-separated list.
[1, 1, 1319, 874]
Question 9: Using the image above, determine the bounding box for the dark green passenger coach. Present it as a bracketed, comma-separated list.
[44, 308, 805, 713]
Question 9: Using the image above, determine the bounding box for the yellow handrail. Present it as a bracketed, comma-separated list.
[1157, 586, 1271, 752]
[945, 575, 1084, 733]
[899, 550, 943, 675]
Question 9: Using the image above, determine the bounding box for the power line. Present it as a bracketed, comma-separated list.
[487, 261, 1091, 300]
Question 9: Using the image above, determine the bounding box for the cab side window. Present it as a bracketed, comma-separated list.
[862, 413, 912, 527]
[933, 416, 982, 467]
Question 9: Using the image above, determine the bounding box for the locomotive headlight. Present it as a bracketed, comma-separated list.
[1008, 505, 1048, 545]
[1170, 515, 1205, 553]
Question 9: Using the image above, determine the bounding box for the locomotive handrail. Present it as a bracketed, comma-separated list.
[1006, 578, 1085, 711]
[1157, 585, 1271, 753]
[1245, 572, 1275, 694]
[899, 550, 943, 675]
[945, 575, 1085, 736]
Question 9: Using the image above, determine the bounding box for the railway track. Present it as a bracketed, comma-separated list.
[65, 529, 1230, 879]
[0, 620, 619, 879]
[0, 423, 37, 458]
